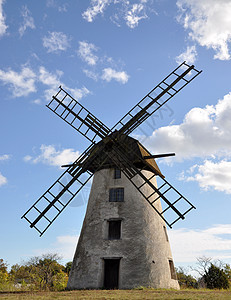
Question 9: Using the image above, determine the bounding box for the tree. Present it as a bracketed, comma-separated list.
[193, 256, 212, 278]
[64, 262, 72, 275]
[10, 253, 68, 291]
[10, 264, 36, 286]
[193, 256, 230, 289]
[204, 264, 229, 289]
[176, 267, 198, 288]
[223, 264, 231, 281]
[26, 253, 66, 290]
[0, 259, 9, 290]
[0, 259, 7, 274]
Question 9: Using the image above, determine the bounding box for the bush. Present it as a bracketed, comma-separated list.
[204, 264, 229, 289]
[176, 267, 198, 289]
[52, 272, 68, 291]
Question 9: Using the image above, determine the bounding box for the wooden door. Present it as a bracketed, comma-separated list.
[104, 259, 120, 289]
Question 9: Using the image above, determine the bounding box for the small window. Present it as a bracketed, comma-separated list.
[114, 168, 121, 179]
[163, 226, 169, 242]
[108, 220, 121, 240]
[109, 188, 124, 202]
[169, 260, 177, 280]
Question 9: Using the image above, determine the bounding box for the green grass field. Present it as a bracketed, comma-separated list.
[1, 289, 231, 300]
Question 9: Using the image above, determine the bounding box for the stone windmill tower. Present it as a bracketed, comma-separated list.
[22, 62, 202, 289]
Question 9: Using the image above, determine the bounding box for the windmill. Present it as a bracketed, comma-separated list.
[22, 62, 202, 289]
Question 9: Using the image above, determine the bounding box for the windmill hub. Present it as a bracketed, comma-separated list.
[86, 134, 164, 177]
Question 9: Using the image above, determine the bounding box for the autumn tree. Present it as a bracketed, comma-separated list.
[0, 259, 7, 273]
[0, 259, 9, 290]
[10, 263, 37, 287]
[10, 253, 68, 291]
[26, 253, 67, 290]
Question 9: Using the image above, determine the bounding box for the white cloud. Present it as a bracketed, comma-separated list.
[145, 92, 231, 161]
[44, 87, 61, 101]
[34, 235, 78, 261]
[0, 64, 90, 101]
[43, 31, 71, 53]
[78, 41, 129, 85]
[182, 160, 231, 194]
[24, 145, 80, 167]
[83, 69, 98, 81]
[124, 3, 147, 29]
[83, 0, 151, 28]
[34, 226, 231, 267]
[169, 224, 231, 263]
[142, 91, 231, 194]
[0, 172, 7, 186]
[19, 5, 35, 37]
[0, 0, 7, 37]
[0, 66, 36, 97]
[37, 66, 90, 101]
[78, 41, 98, 66]
[46, 0, 68, 12]
[39, 66, 62, 87]
[31, 99, 42, 105]
[58, 5, 68, 12]
[0, 154, 10, 161]
[38, 66, 62, 100]
[82, 0, 111, 22]
[176, 45, 197, 65]
[0, 154, 9, 186]
[101, 68, 129, 83]
[23, 155, 32, 162]
[177, 0, 231, 60]
[55, 235, 78, 259]
[67, 86, 90, 100]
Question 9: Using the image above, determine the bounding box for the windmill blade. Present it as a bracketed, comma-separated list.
[106, 141, 195, 228]
[21, 143, 106, 236]
[143, 153, 175, 159]
[111, 62, 202, 136]
[47, 86, 111, 144]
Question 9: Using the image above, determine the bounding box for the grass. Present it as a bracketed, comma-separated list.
[1, 289, 231, 300]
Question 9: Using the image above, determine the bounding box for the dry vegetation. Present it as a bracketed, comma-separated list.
[1, 289, 231, 300]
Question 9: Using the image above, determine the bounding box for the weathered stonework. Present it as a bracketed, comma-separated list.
[67, 168, 179, 289]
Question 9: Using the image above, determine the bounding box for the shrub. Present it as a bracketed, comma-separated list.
[176, 267, 198, 289]
[204, 264, 229, 289]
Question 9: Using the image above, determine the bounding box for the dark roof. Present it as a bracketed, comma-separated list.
[84, 134, 164, 178]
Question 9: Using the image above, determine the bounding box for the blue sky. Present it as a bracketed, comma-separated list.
[1, 0, 231, 272]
